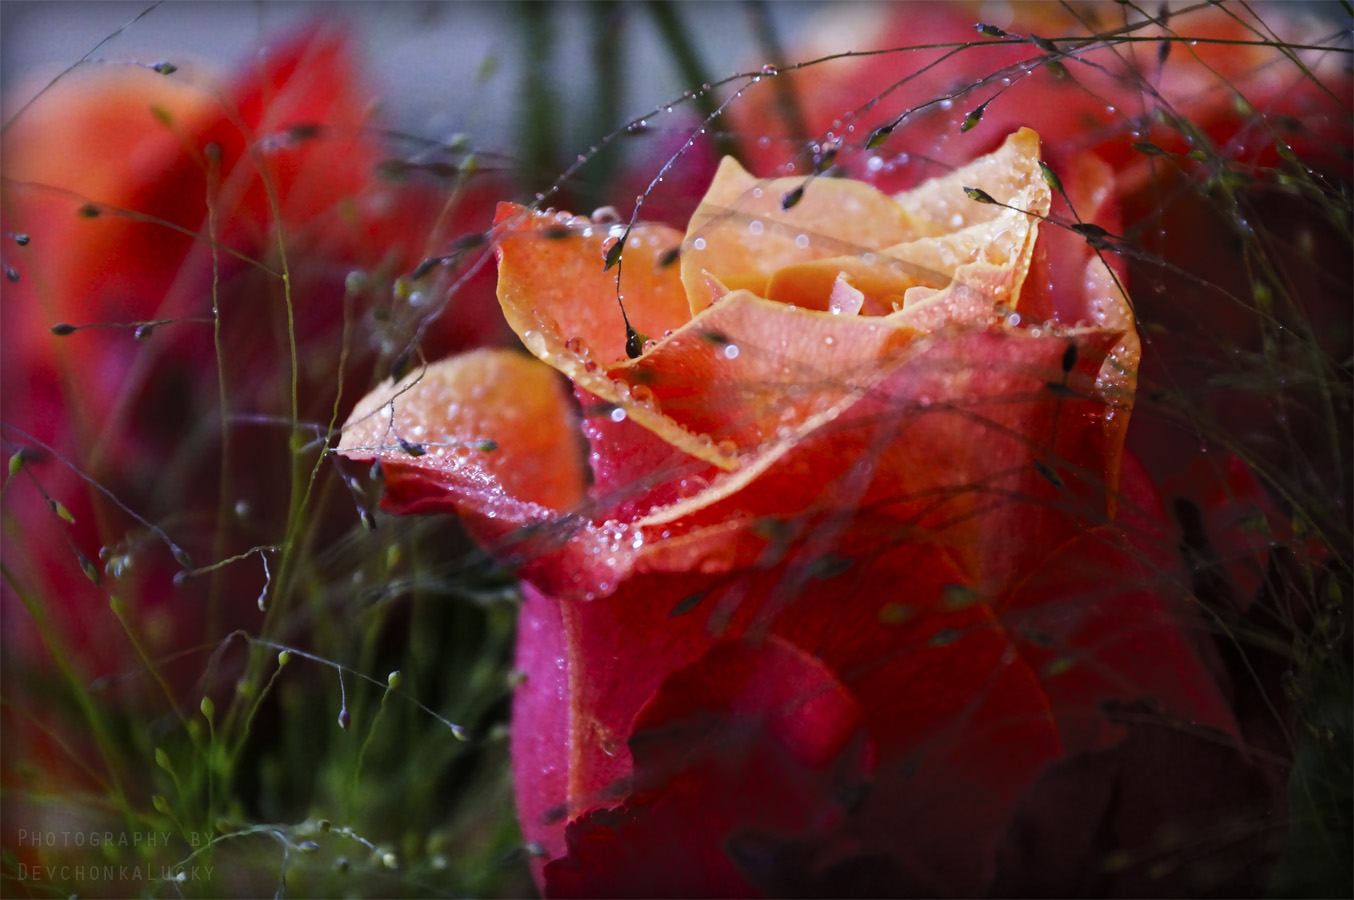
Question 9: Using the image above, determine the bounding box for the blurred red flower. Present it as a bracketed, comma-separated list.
[338, 120, 1284, 895]
[731, 0, 1350, 514]
[1, 26, 503, 741]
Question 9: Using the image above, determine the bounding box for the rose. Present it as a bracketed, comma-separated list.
[0, 26, 505, 685]
[2, 27, 363, 678]
[0, 28, 507, 882]
[1, 24, 512, 892]
[338, 127, 1279, 895]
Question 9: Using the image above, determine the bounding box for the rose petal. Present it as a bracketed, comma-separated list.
[758, 547, 1064, 896]
[512, 584, 574, 876]
[338, 349, 586, 517]
[891, 127, 1046, 229]
[889, 128, 1050, 329]
[630, 326, 1126, 578]
[493, 203, 692, 367]
[1001, 525, 1241, 752]
[542, 636, 869, 899]
[494, 203, 747, 470]
[681, 156, 928, 312]
[765, 254, 942, 314]
[611, 289, 917, 452]
[575, 386, 723, 524]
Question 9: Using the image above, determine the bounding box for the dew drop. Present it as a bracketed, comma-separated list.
[521, 329, 547, 356]
[723, 343, 740, 360]
[609, 406, 627, 423]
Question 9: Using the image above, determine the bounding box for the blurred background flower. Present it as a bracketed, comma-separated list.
[2, 2, 1349, 897]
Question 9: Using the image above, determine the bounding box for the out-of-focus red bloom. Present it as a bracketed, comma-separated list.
[339, 126, 1278, 895]
[0, 27, 503, 697]
[732, 0, 1351, 502]
[734, 2, 1349, 184]
[1, 26, 511, 891]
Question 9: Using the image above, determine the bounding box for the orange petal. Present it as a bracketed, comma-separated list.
[2, 66, 219, 211]
[681, 156, 927, 312]
[496, 210, 921, 473]
[494, 203, 692, 367]
[337, 348, 586, 515]
[765, 254, 945, 314]
[610, 290, 918, 453]
[733, 129, 1051, 329]
[891, 128, 1046, 231]
[889, 128, 1050, 329]
[494, 204, 747, 469]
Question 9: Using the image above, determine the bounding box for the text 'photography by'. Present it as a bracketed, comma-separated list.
[1, 2, 1350, 898]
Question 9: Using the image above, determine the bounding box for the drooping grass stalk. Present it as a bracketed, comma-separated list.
[106, 594, 194, 739]
[207, 132, 231, 646]
[348, 672, 398, 820]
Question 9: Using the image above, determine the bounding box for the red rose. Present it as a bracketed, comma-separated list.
[0, 26, 506, 689]
[339, 127, 1273, 895]
[1, 24, 517, 893]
